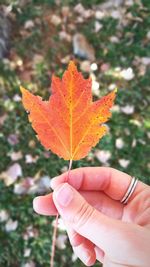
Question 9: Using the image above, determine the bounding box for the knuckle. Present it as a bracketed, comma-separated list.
[72, 201, 95, 230]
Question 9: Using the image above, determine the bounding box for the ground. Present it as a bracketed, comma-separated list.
[0, 0, 150, 267]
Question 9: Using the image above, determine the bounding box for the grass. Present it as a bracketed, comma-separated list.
[0, 0, 150, 266]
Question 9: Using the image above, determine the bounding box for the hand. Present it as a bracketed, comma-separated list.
[33, 167, 150, 267]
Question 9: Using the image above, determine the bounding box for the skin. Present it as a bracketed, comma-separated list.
[33, 167, 150, 267]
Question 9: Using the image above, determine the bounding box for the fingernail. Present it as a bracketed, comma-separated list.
[55, 183, 73, 207]
[33, 197, 39, 212]
[50, 178, 56, 189]
[50, 176, 60, 189]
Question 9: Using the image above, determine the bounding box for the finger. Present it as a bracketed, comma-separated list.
[65, 221, 86, 247]
[72, 242, 96, 266]
[66, 221, 104, 264]
[95, 246, 104, 263]
[51, 167, 146, 201]
[33, 191, 123, 220]
[65, 221, 96, 266]
[33, 193, 57, 215]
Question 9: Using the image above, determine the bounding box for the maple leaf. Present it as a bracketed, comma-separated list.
[20, 61, 116, 160]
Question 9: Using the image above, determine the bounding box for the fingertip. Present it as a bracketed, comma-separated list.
[33, 196, 41, 214]
[50, 175, 66, 189]
[86, 254, 96, 266]
[94, 246, 104, 263]
[73, 245, 96, 266]
[33, 194, 58, 216]
[50, 177, 58, 189]
[68, 230, 86, 247]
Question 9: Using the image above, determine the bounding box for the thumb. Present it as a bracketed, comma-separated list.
[53, 183, 124, 254]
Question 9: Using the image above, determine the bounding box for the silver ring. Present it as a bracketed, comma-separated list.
[120, 177, 138, 205]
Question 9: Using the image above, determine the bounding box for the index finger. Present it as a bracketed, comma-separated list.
[51, 167, 147, 201]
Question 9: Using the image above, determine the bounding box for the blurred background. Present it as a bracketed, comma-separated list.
[0, 0, 150, 266]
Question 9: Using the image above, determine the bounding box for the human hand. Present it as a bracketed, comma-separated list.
[33, 167, 150, 267]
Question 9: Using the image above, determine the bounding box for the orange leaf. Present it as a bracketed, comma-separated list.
[20, 61, 116, 160]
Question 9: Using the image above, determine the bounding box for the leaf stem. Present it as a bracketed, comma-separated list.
[50, 212, 59, 267]
[50, 159, 73, 267]
[68, 159, 73, 173]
